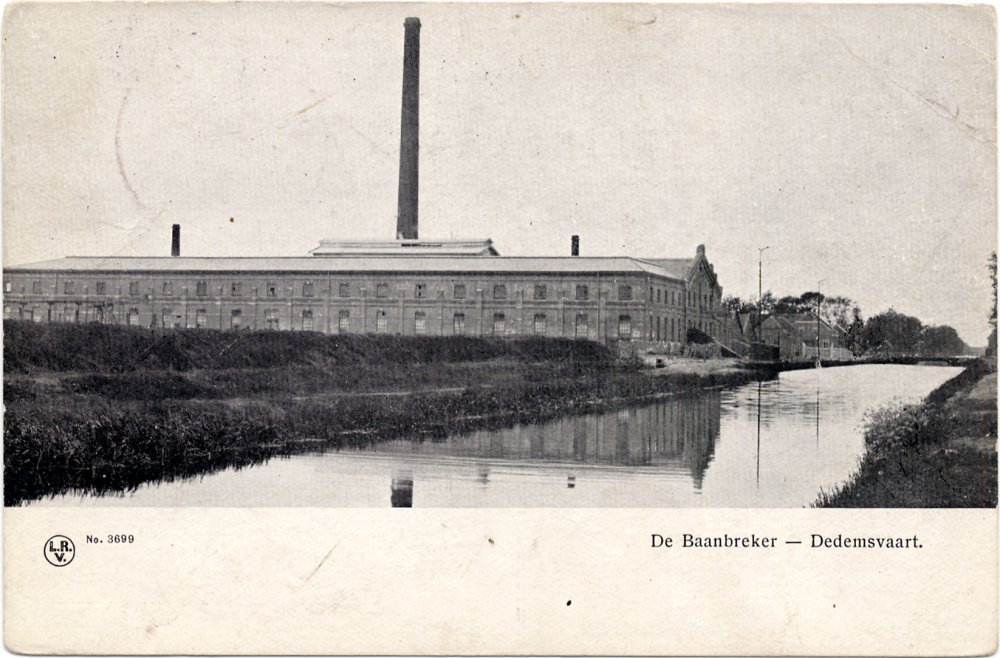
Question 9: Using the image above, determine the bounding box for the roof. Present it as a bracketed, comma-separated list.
[636, 258, 693, 280]
[309, 238, 500, 257]
[763, 312, 840, 334]
[4, 255, 688, 280]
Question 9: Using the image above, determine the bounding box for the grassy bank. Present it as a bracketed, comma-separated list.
[814, 361, 998, 508]
[4, 321, 764, 506]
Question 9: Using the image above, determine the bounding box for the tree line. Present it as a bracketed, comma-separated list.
[722, 291, 971, 357]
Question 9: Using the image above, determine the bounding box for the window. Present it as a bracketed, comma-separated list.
[303, 281, 315, 297]
[618, 315, 632, 339]
[619, 285, 632, 301]
[493, 313, 505, 335]
[64, 281, 74, 295]
[163, 282, 173, 296]
[302, 310, 314, 332]
[267, 283, 277, 297]
[130, 281, 140, 296]
[493, 284, 507, 300]
[376, 312, 387, 333]
[671, 318, 675, 341]
[414, 311, 426, 335]
[414, 284, 427, 299]
[454, 284, 466, 299]
[231, 310, 241, 329]
[657, 317, 661, 341]
[264, 309, 279, 330]
[575, 314, 588, 338]
[534, 285, 546, 300]
[95, 282, 106, 295]
[4, 281, 10, 293]
[339, 283, 350, 298]
[657, 289, 661, 304]
[453, 313, 465, 335]
[575, 285, 588, 300]
[128, 308, 140, 326]
[196, 281, 208, 296]
[196, 309, 207, 328]
[338, 310, 350, 333]
[533, 314, 546, 335]
[376, 284, 389, 298]
[231, 282, 241, 296]
[650, 287, 653, 302]
[161, 308, 172, 328]
[33, 281, 42, 294]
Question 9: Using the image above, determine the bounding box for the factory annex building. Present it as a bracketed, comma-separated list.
[2, 17, 731, 350]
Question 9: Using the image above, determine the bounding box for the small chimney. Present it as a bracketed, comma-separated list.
[571, 235, 580, 256]
[171, 225, 180, 257]
[396, 17, 421, 240]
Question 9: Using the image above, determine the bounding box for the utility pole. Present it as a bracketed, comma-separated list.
[817, 279, 825, 364]
[757, 247, 769, 348]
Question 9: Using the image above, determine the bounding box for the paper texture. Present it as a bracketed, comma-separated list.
[3, 2, 997, 654]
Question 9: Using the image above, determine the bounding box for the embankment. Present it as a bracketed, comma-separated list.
[814, 360, 998, 508]
[4, 321, 769, 506]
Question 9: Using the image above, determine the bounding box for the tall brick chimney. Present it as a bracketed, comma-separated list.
[571, 235, 579, 256]
[171, 224, 180, 257]
[396, 17, 421, 240]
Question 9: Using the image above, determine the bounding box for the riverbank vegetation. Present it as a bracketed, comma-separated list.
[814, 361, 998, 508]
[4, 321, 765, 506]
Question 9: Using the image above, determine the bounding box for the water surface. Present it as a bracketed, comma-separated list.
[34, 364, 962, 507]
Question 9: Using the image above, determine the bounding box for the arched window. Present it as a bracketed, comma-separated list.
[302, 309, 314, 332]
[414, 311, 426, 335]
[575, 314, 588, 338]
[493, 313, 505, 335]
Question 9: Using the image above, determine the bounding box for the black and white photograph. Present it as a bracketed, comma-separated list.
[2, 2, 997, 654]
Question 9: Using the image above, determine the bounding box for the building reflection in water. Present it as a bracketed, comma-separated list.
[390, 469, 413, 507]
[378, 392, 723, 500]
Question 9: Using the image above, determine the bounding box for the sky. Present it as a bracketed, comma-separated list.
[2, 3, 996, 344]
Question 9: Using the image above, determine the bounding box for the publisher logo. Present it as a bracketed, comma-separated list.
[44, 535, 75, 567]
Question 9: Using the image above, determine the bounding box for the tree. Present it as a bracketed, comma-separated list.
[989, 252, 997, 330]
[845, 307, 866, 356]
[861, 309, 923, 355]
[919, 325, 967, 356]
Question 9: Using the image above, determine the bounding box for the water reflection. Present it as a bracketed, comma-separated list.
[370, 392, 722, 490]
[390, 470, 413, 508]
[32, 364, 964, 508]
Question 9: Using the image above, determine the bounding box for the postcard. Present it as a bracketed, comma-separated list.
[3, 3, 997, 654]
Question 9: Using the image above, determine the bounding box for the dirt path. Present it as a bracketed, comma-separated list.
[943, 372, 997, 452]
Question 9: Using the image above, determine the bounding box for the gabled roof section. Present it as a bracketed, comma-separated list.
[310, 239, 499, 257]
[636, 258, 692, 280]
[764, 312, 837, 333]
[637, 245, 718, 287]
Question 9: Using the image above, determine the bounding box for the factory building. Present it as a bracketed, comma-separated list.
[2, 18, 731, 352]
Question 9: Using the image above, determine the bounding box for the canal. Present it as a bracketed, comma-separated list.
[33, 364, 962, 508]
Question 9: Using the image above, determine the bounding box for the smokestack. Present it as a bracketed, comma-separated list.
[571, 235, 579, 256]
[171, 224, 180, 257]
[396, 17, 421, 240]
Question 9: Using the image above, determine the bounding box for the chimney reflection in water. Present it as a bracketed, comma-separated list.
[390, 469, 413, 508]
